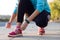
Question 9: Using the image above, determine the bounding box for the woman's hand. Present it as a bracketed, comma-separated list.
[5, 22, 11, 29]
[21, 21, 28, 30]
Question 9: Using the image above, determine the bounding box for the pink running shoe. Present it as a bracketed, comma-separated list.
[38, 27, 45, 35]
[8, 26, 22, 37]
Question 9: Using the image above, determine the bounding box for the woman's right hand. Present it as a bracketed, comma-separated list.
[5, 22, 11, 28]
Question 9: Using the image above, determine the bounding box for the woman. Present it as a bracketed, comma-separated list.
[6, 0, 28, 28]
[8, 0, 51, 37]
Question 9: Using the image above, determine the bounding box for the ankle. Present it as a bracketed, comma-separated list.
[17, 22, 21, 26]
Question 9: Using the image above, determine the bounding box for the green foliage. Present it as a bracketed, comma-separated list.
[0, 18, 9, 22]
[49, 0, 60, 21]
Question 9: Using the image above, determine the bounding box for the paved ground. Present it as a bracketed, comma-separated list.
[0, 22, 60, 40]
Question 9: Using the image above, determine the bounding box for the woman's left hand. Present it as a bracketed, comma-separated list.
[21, 21, 28, 30]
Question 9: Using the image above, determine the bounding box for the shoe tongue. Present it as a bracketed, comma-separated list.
[16, 26, 20, 28]
[14, 28, 20, 33]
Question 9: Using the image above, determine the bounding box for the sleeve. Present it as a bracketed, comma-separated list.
[13, 1, 18, 14]
[36, 0, 44, 13]
[13, 7, 18, 14]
